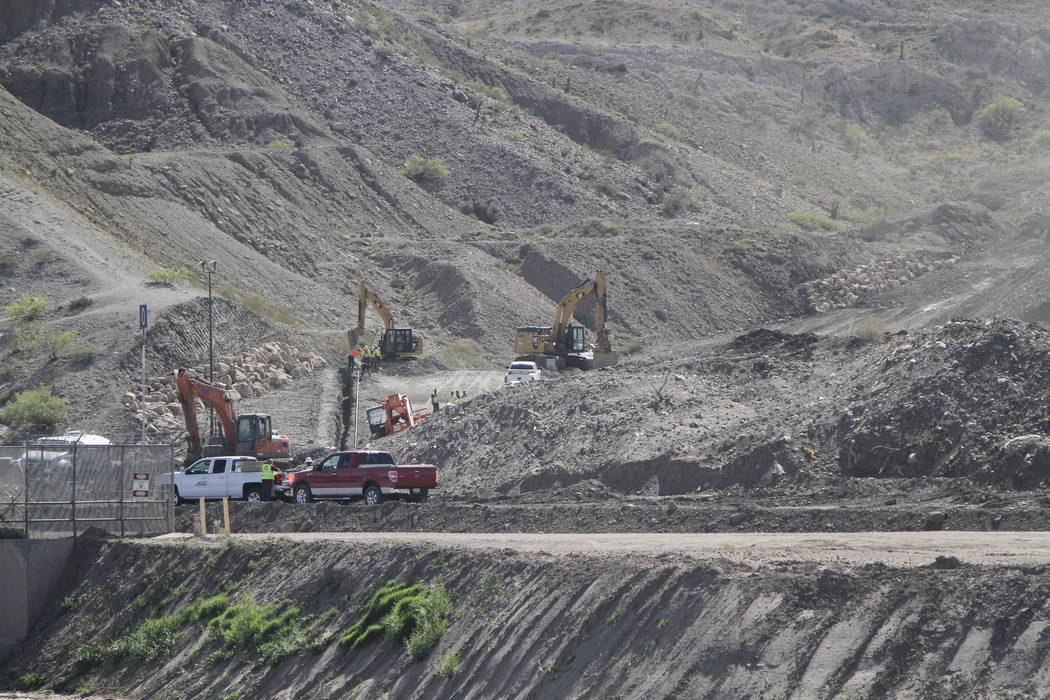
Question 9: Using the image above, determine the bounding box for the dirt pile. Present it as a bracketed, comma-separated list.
[9, 537, 1050, 698]
[377, 319, 1050, 498]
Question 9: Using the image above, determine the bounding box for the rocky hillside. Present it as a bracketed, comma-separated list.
[2, 0, 1050, 440]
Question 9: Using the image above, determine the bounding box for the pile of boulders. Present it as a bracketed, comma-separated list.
[124, 342, 327, 437]
[798, 253, 958, 313]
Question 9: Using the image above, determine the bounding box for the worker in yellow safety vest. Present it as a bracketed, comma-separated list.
[260, 460, 275, 501]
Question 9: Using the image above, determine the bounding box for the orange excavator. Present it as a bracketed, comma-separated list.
[175, 369, 291, 465]
[365, 393, 431, 439]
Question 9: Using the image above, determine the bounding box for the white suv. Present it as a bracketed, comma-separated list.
[505, 361, 541, 385]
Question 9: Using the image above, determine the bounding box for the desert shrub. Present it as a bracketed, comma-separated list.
[506, 130, 525, 141]
[67, 296, 94, 313]
[109, 616, 181, 661]
[977, 97, 1026, 141]
[14, 327, 80, 361]
[467, 80, 509, 107]
[5, 293, 50, 322]
[835, 120, 876, 154]
[146, 266, 190, 287]
[266, 138, 296, 149]
[1032, 129, 1050, 151]
[401, 155, 451, 183]
[436, 651, 461, 677]
[653, 121, 682, 140]
[0, 389, 69, 430]
[851, 316, 889, 343]
[787, 212, 845, 232]
[662, 186, 698, 215]
[17, 672, 47, 690]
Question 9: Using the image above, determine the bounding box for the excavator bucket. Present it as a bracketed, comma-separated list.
[592, 350, 619, 368]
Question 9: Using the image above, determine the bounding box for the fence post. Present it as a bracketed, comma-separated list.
[169, 442, 176, 534]
[23, 442, 29, 539]
[119, 444, 126, 538]
[71, 442, 77, 539]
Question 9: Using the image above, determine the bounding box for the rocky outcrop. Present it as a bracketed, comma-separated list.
[816, 61, 971, 126]
[935, 19, 1050, 92]
[123, 341, 326, 437]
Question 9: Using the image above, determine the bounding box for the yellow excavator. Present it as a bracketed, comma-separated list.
[347, 282, 423, 358]
[514, 270, 617, 369]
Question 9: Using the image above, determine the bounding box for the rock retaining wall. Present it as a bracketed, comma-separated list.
[123, 341, 326, 437]
[798, 253, 958, 313]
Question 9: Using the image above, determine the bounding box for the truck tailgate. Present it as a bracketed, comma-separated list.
[393, 464, 437, 488]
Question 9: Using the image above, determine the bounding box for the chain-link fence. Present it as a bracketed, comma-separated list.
[0, 442, 175, 538]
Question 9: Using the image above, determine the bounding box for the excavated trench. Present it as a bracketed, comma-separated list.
[7, 537, 1050, 698]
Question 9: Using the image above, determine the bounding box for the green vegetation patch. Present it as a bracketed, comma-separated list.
[17, 672, 47, 690]
[67, 296, 94, 313]
[13, 326, 80, 361]
[977, 97, 1026, 141]
[402, 155, 451, 183]
[0, 388, 69, 431]
[266, 138, 296, 149]
[787, 212, 846, 232]
[340, 581, 423, 649]
[436, 651, 461, 677]
[338, 580, 452, 659]
[146, 266, 191, 287]
[75, 592, 336, 670]
[5, 293, 50, 322]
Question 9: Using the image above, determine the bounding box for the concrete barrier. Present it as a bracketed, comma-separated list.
[0, 537, 75, 659]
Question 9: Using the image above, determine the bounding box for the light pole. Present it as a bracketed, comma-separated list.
[199, 260, 217, 438]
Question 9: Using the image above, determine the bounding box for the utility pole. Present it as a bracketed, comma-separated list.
[353, 366, 361, 446]
[139, 304, 148, 443]
[199, 260, 217, 438]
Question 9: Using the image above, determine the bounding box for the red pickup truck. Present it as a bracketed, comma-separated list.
[285, 450, 437, 505]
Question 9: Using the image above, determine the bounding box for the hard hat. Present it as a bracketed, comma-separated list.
[305, 457, 313, 464]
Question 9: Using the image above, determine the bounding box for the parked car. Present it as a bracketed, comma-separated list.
[155, 456, 288, 505]
[505, 360, 541, 385]
[14, 432, 112, 479]
[284, 450, 437, 504]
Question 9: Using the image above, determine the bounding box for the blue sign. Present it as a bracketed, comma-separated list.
[139, 304, 148, 329]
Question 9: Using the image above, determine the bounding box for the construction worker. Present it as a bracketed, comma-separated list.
[431, 388, 440, 413]
[260, 459, 275, 501]
[374, 345, 383, 371]
[360, 346, 370, 376]
[447, 390, 456, 405]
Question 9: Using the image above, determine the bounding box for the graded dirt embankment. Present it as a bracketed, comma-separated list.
[7, 537, 1050, 698]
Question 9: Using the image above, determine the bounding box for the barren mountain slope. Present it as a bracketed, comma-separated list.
[2, 0, 1050, 445]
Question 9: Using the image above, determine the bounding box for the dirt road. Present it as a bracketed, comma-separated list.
[166, 530, 1050, 567]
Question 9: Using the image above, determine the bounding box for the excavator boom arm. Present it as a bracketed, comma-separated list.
[175, 369, 238, 457]
[553, 271, 609, 342]
[350, 282, 395, 348]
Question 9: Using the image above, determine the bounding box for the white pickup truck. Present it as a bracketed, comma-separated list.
[505, 360, 541, 385]
[155, 456, 288, 505]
